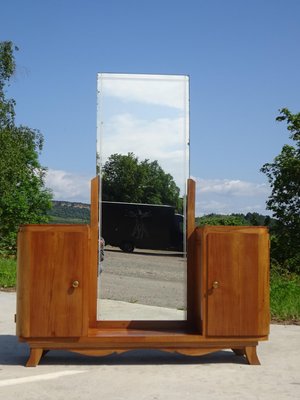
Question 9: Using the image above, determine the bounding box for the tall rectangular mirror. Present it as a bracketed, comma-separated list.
[96, 73, 189, 320]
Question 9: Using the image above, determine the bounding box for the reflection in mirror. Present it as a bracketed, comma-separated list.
[96, 73, 189, 320]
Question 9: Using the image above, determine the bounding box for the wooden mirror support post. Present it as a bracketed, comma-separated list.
[16, 177, 270, 367]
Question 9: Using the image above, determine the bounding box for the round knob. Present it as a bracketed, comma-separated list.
[72, 280, 79, 288]
[212, 281, 219, 289]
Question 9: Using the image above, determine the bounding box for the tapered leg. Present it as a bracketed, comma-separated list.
[245, 346, 260, 365]
[26, 348, 44, 367]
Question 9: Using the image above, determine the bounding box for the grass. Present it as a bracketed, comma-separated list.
[270, 271, 300, 323]
[0, 257, 17, 289]
[1, 257, 299, 323]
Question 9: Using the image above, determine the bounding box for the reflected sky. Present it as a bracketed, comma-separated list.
[97, 73, 189, 194]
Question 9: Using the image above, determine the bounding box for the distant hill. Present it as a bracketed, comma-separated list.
[48, 201, 275, 229]
[48, 201, 90, 224]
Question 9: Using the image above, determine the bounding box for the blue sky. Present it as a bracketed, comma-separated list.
[1, 0, 300, 215]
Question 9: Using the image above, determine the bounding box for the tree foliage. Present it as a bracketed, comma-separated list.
[196, 214, 248, 226]
[0, 41, 17, 128]
[0, 41, 52, 255]
[261, 108, 300, 272]
[101, 153, 182, 211]
[196, 212, 274, 229]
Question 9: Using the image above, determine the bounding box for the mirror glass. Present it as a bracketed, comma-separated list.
[96, 73, 189, 320]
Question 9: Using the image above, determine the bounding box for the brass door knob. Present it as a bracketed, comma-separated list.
[212, 281, 219, 289]
[72, 280, 79, 288]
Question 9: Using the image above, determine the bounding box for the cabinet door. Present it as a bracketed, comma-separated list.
[206, 231, 269, 337]
[26, 228, 88, 337]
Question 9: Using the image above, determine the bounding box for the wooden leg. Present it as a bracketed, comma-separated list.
[232, 348, 245, 356]
[245, 346, 260, 365]
[26, 348, 44, 367]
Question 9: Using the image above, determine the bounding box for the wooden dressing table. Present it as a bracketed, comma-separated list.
[16, 177, 270, 366]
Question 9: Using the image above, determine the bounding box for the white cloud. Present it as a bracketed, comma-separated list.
[194, 178, 269, 197]
[99, 113, 189, 194]
[45, 169, 91, 203]
[99, 73, 188, 109]
[192, 177, 271, 216]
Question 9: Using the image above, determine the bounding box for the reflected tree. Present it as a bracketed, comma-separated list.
[101, 153, 182, 212]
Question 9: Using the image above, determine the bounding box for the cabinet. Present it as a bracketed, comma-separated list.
[198, 226, 270, 338]
[16, 178, 270, 366]
[16, 225, 90, 338]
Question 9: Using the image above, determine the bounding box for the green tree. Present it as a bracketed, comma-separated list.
[196, 213, 248, 226]
[261, 108, 300, 273]
[244, 212, 269, 226]
[101, 153, 182, 211]
[0, 41, 52, 255]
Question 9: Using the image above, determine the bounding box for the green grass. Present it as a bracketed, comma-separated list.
[0, 257, 17, 289]
[1, 257, 299, 323]
[270, 271, 300, 323]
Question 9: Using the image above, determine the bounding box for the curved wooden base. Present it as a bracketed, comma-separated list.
[25, 345, 261, 366]
[244, 346, 260, 365]
[232, 346, 260, 365]
[26, 348, 44, 367]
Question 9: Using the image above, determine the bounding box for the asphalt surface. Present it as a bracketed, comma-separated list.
[99, 247, 186, 309]
[1, 291, 300, 400]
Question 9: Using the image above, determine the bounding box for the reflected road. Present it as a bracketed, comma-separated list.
[99, 246, 186, 309]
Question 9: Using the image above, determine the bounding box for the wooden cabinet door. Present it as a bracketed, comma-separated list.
[206, 229, 269, 337]
[18, 226, 89, 338]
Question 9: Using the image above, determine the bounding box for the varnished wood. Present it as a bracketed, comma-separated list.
[89, 176, 99, 328]
[23, 334, 260, 347]
[17, 225, 89, 338]
[257, 232, 271, 335]
[245, 346, 260, 365]
[26, 348, 43, 367]
[200, 226, 270, 337]
[232, 347, 261, 364]
[16, 230, 31, 337]
[94, 320, 187, 330]
[70, 349, 127, 356]
[186, 178, 196, 238]
[71, 348, 224, 357]
[174, 348, 222, 356]
[186, 179, 201, 331]
[17, 178, 269, 367]
[22, 340, 261, 366]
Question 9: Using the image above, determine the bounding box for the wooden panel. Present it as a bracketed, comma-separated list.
[199, 228, 208, 335]
[89, 176, 99, 327]
[16, 229, 31, 337]
[206, 229, 269, 337]
[257, 231, 270, 335]
[20, 225, 89, 337]
[186, 179, 201, 331]
[186, 178, 195, 240]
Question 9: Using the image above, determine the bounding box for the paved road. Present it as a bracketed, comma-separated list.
[99, 247, 186, 309]
[1, 291, 300, 400]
